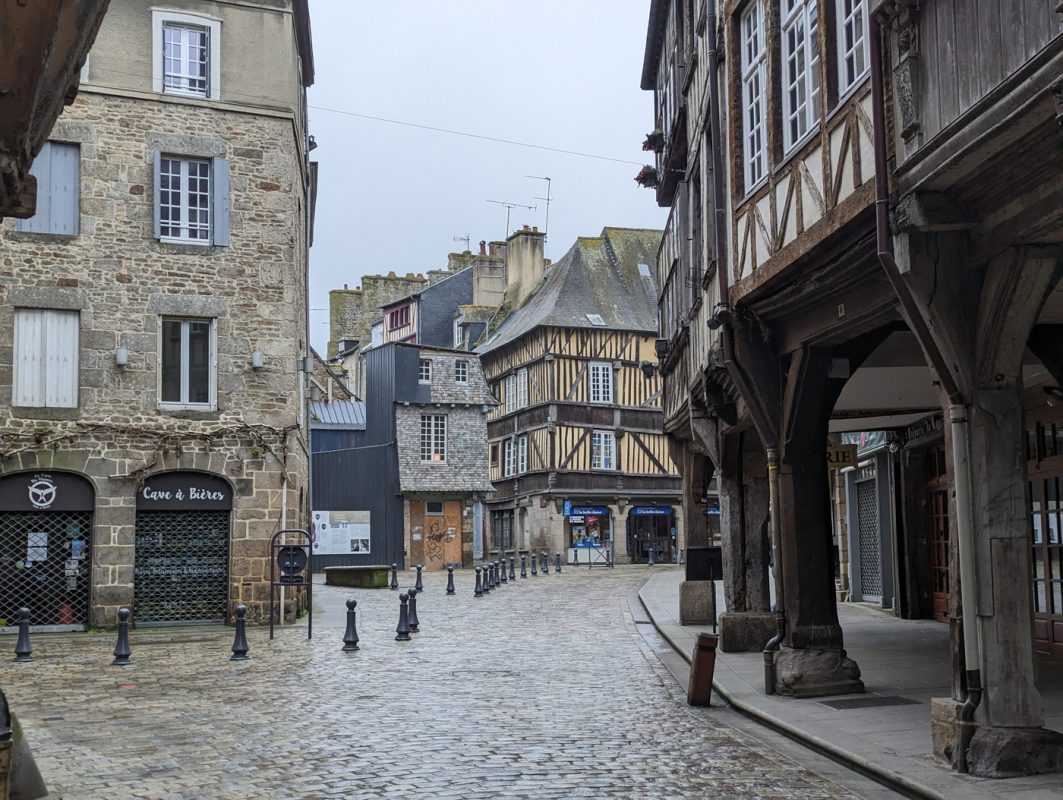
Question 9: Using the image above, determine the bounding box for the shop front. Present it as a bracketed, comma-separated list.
[0, 471, 94, 632]
[134, 471, 231, 625]
[627, 506, 675, 563]
[563, 500, 611, 565]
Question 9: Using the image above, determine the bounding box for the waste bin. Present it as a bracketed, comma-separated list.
[687, 632, 719, 706]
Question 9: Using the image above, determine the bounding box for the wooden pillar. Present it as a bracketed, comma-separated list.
[718, 431, 770, 613]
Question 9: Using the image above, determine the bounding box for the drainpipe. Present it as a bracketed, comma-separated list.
[870, 16, 982, 769]
[705, 0, 785, 692]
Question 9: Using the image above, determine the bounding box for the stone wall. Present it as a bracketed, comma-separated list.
[328, 272, 425, 357]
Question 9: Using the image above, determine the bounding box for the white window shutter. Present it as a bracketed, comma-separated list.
[50, 144, 79, 234]
[48, 311, 79, 408]
[212, 157, 230, 246]
[13, 310, 45, 406]
[153, 149, 162, 240]
[17, 144, 53, 233]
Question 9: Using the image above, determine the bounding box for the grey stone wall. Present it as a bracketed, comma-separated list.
[395, 405, 493, 493]
[328, 272, 425, 357]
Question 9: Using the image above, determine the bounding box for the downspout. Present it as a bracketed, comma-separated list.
[705, 0, 785, 692]
[870, 16, 981, 770]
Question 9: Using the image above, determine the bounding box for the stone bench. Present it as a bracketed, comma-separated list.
[323, 565, 391, 589]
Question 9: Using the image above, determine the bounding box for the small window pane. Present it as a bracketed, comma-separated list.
[187, 321, 211, 403]
[161, 320, 183, 402]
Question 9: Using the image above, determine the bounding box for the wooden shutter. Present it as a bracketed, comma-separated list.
[17, 145, 53, 234]
[153, 149, 162, 239]
[46, 310, 79, 408]
[212, 157, 230, 246]
[13, 309, 45, 406]
[16, 143, 80, 234]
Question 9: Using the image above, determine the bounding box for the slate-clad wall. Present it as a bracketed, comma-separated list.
[418, 268, 473, 347]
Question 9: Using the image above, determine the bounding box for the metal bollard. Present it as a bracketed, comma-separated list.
[492, 561, 499, 588]
[474, 566, 483, 597]
[573, 548, 579, 568]
[530, 554, 538, 576]
[540, 551, 547, 574]
[446, 565, 456, 595]
[342, 599, 360, 652]
[407, 588, 420, 632]
[415, 564, 424, 593]
[14, 607, 32, 662]
[482, 565, 492, 594]
[648, 545, 655, 567]
[500, 558, 508, 584]
[391, 563, 399, 590]
[555, 552, 562, 573]
[231, 604, 250, 661]
[520, 555, 527, 578]
[509, 557, 516, 581]
[112, 607, 133, 666]
[395, 593, 412, 640]
[687, 632, 718, 706]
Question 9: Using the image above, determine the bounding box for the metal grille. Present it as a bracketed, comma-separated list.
[0, 511, 92, 632]
[856, 480, 881, 597]
[134, 510, 228, 624]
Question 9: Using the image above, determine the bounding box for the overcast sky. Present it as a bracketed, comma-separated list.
[306, 1, 666, 351]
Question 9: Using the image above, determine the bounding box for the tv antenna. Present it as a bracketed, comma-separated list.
[452, 233, 471, 251]
[527, 176, 552, 242]
[487, 199, 536, 239]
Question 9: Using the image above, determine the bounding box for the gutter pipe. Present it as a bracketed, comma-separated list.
[869, 16, 982, 770]
[704, 0, 786, 692]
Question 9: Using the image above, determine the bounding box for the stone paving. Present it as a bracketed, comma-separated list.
[3, 566, 859, 799]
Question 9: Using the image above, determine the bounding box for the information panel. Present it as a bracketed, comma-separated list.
[312, 510, 371, 555]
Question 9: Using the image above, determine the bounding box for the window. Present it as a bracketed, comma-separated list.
[516, 368, 528, 408]
[455, 360, 468, 383]
[388, 306, 410, 331]
[420, 414, 447, 462]
[740, 1, 767, 189]
[426, 500, 444, 515]
[490, 443, 499, 467]
[152, 10, 221, 100]
[782, 0, 821, 151]
[159, 317, 215, 409]
[585, 314, 607, 327]
[419, 358, 432, 383]
[12, 309, 79, 408]
[591, 430, 616, 471]
[505, 369, 528, 413]
[17, 142, 79, 235]
[453, 317, 463, 347]
[503, 439, 515, 477]
[589, 362, 613, 404]
[153, 152, 229, 246]
[518, 435, 528, 474]
[837, 0, 868, 94]
[491, 510, 514, 551]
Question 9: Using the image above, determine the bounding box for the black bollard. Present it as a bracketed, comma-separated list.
[483, 565, 492, 594]
[396, 593, 412, 641]
[446, 565, 456, 595]
[342, 599, 360, 652]
[407, 588, 420, 632]
[415, 564, 424, 593]
[520, 555, 527, 578]
[391, 563, 399, 590]
[500, 558, 508, 584]
[541, 551, 549, 575]
[509, 557, 516, 581]
[531, 553, 538, 576]
[555, 552, 562, 573]
[490, 561, 498, 589]
[648, 544, 655, 567]
[230, 604, 250, 661]
[14, 607, 32, 662]
[112, 606, 133, 666]
[495, 560, 502, 587]
[573, 548, 579, 568]
[474, 566, 483, 597]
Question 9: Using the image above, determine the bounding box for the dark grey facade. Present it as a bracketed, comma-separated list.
[417, 267, 473, 347]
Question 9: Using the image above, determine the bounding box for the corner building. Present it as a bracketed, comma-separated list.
[0, 0, 315, 628]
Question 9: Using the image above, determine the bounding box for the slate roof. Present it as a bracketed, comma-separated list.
[308, 400, 366, 430]
[476, 227, 662, 355]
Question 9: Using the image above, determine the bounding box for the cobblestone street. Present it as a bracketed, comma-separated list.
[4, 567, 863, 799]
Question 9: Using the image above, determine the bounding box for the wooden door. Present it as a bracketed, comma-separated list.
[1028, 408, 1063, 660]
[928, 484, 950, 623]
[422, 501, 461, 570]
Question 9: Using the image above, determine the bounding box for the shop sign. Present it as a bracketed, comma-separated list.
[136, 472, 231, 510]
[630, 506, 672, 516]
[906, 413, 944, 446]
[827, 445, 858, 470]
[0, 471, 94, 512]
[568, 505, 607, 517]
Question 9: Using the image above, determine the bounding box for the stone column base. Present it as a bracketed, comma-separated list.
[967, 726, 1063, 778]
[930, 697, 963, 763]
[719, 611, 776, 652]
[679, 580, 716, 626]
[773, 647, 865, 697]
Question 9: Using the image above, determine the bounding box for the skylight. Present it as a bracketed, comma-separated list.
[586, 314, 606, 327]
[637, 262, 652, 277]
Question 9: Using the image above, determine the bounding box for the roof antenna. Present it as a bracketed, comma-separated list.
[527, 175, 552, 244]
[452, 234, 471, 252]
[486, 199, 536, 240]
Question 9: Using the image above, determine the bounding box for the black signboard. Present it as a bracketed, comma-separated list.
[278, 545, 308, 575]
[137, 472, 232, 511]
[0, 471, 94, 512]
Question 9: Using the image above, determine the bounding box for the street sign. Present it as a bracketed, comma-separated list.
[827, 444, 858, 470]
[277, 545, 308, 575]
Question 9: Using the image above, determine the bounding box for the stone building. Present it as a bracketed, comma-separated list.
[0, 0, 315, 629]
[477, 226, 682, 565]
[328, 272, 425, 357]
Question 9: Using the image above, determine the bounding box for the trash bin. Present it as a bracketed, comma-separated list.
[687, 632, 718, 706]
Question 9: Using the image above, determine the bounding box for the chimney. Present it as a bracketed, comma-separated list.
[479, 240, 487, 256]
[504, 225, 546, 307]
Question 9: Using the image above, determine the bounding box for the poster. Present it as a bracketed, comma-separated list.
[312, 510, 371, 555]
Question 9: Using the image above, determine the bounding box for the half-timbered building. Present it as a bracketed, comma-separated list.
[477, 226, 681, 565]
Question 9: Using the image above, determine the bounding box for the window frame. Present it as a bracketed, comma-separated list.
[152, 9, 221, 101]
[591, 430, 617, 471]
[518, 435, 528, 474]
[157, 316, 217, 411]
[455, 360, 469, 383]
[503, 439, 515, 477]
[836, 0, 869, 96]
[12, 308, 80, 409]
[420, 414, 447, 463]
[388, 306, 410, 331]
[740, 0, 768, 193]
[589, 361, 614, 404]
[781, 0, 821, 153]
[418, 358, 432, 383]
[157, 155, 213, 244]
[425, 500, 444, 516]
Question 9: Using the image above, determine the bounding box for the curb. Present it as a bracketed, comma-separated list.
[637, 583, 945, 800]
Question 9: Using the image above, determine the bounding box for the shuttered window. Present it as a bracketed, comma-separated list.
[17, 142, 79, 236]
[152, 152, 230, 246]
[13, 309, 79, 408]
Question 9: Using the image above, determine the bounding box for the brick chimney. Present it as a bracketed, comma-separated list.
[504, 225, 545, 306]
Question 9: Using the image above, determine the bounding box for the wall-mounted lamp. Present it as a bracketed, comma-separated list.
[640, 361, 658, 380]
[251, 350, 264, 370]
[115, 347, 129, 367]
[706, 303, 733, 331]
